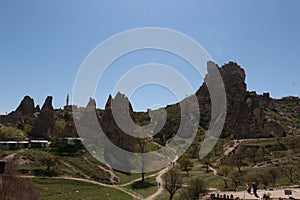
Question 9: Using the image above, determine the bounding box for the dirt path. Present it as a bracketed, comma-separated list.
[209, 166, 217, 176]
[13, 148, 178, 200]
[145, 156, 178, 200]
[254, 155, 300, 168]
[21, 175, 143, 200]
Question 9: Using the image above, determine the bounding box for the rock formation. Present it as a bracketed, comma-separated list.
[1, 96, 38, 128]
[196, 62, 285, 139]
[100, 93, 137, 171]
[15, 96, 36, 115]
[101, 93, 136, 152]
[30, 96, 55, 139]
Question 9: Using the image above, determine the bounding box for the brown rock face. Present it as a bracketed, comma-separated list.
[1, 96, 37, 128]
[101, 93, 136, 152]
[30, 96, 55, 139]
[100, 93, 136, 171]
[197, 62, 285, 139]
[15, 96, 36, 115]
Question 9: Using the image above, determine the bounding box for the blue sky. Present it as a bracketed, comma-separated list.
[0, 0, 299, 114]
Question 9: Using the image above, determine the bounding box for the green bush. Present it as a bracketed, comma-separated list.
[0, 126, 25, 141]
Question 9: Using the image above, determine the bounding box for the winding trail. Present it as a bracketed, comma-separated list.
[21, 175, 143, 200]
[145, 156, 178, 200]
[13, 146, 180, 200]
[20, 154, 179, 200]
[209, 166, 217, 176]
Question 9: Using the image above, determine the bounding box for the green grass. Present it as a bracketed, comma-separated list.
[180, 167, 224, 190]
[14, 149, 111, 183]
[125, 176, 158, 198]
[61, 154, 110, 183]
[157, 189, 181, 200]
[114, 171, 143, 185]
[31, 178, 134, 200]
[115, 170, 159, 185]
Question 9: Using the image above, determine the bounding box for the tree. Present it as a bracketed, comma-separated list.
[180, 177, 207, 200]
[23, 124, 32, 135]
[243, 170, 259, 184]
[39, 153, 57, 175]
[245, 148, 257, 165]
[217, 166, 231, 188]
[230, 150, 244, 173]
[268, 167, 279, 187]
[200, 153, 211, 173]
[55, 120, 66, 137]
[257, 170, 271, 189]
[286, 136, 300, 149]
[164, 168, 182, 200]
[229, 171, 242, 190]
[212, 140, 223, 156]
[0, 126, 24, 141]
[257, 146, 267, 162]
[281, 164, 297, 183]
[136, 127, 149, 182]
[178, 156, 193, 176]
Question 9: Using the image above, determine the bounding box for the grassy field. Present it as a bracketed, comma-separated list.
[31, 178, 134, 200]
[115, 170, 159, 185]
[125, 176, 158, 198]
[114, 171, 142, 185]
[12, 149, 111, 183]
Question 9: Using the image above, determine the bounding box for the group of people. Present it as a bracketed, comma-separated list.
[210, 193, 235, 199]
[247, 182, 258, 198]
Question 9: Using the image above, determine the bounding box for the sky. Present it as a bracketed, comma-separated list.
[0, 0, 299, 114]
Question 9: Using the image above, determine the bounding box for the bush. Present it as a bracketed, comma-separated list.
[180, 178, 207, 200]
[0, 126, 24, 141]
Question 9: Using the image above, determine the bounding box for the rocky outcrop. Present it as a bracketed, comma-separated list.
[1, 96, 38, 128]
[15, 96, 36, 115]
[100, 93, 136, 171]
[101, 93, 136, 152]
[30, 96, 55, 139]
[197, 62, 285, 139]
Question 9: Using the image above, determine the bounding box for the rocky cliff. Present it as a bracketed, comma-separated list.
[196, 62, 285, 139]
[100, 93, 136, 152]
[1, 96, 39, 129]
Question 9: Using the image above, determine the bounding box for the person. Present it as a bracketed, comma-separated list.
[247, 183, 252, 194]
[252, 182, 258, 197]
